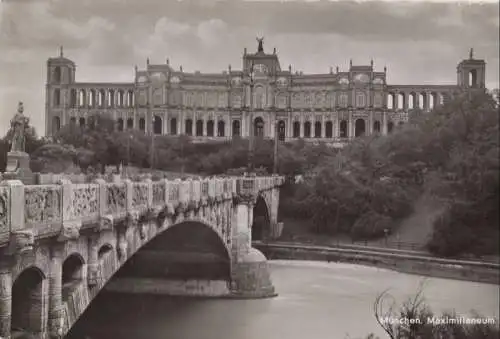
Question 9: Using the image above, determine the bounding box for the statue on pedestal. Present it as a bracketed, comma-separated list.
[2, 101, 34, 184]
[9, 102, 29, 153]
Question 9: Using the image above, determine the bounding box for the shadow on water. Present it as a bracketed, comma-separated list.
[66, 291, 274, 339]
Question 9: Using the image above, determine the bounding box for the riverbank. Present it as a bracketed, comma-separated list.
[254, 242, 500, 285]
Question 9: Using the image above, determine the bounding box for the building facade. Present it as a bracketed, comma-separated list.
[45, 41, 486, 143]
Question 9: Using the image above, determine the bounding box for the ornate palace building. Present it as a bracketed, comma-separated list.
[45, 39, 486, 143]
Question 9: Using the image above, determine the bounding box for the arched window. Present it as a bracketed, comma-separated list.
[89, 90, 96, 107]
[107, 90, 115, 107]
[254, 86, 266, 109]
[217, 120, 225, 137]
[325, 121, 333, 138]
[339, 93, 348, 108]
[53, 89, 61, 107]
[78, 90, 86, 107]
[314, 121, 321, 138]
[339, 120, 348, 138]
[11, 268, 46, 334]
[304, 121, 311, 138]
[196, 120, 203, 136]
[254, 117, 265, 137]
[154, 116, 162, 135]
[355, 119, 365, 137]
[232, 120, 240, 137]
[356, 92, 366, 108]
[293, 121, 300, 138]
[139, 118, 146, 132]
[98, 89, 105, 107]
[387, 121, 394, 134]
[418, 93, 426, 109]
[127, 90, 134, 107]
[207, 120, 214, 136]
[117, 118, 124, 131]
[52, 116, 61, 132]
[170, 118, 177, 135]
[469, 70, 477, 87]
[117, 90, 124, 107]
[53, 66, 62, 83]
[387, 93, 395, 109]
[127, 118, 134, 129]
[185, 119, 193, 136]
[277, 120, 286, 141]
[79, 117, 86, 127]
[373, 120, 381, 133]
[70, 89, 77, 108]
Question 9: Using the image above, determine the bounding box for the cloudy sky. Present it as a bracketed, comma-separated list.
[0, 0, 498, 136]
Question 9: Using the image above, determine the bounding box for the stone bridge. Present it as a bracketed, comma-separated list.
[0, 175, 284, 339]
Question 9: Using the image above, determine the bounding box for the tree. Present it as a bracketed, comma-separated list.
[366, 283, 499, 339]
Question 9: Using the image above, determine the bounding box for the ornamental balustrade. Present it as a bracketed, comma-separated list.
[0, 175, 285, 244]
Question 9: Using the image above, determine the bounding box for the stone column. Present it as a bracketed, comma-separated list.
[87, 235, 100, 288]
[394, 92, 399, 110]
[299, 116, 304, 138]
[382, 111, 388, 135]
[269, 187, 283, 239]
[348, 113, 353, 138]
[0, 261, 12, 339]
[321, 116, 326, 138]
[48, 244, 64, 339]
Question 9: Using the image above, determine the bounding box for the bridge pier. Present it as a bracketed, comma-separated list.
[48, 245, 64, 339]
[0, 263, 12, 338]
[229, 178, 277, 299]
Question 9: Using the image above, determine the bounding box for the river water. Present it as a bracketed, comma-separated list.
[67, 260, 499, 339]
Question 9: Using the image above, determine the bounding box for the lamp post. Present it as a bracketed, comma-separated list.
[126, 133, 133, 177]
[150, 116, 156, 170]
[247, 62, 255, 174]
[273, 118, 279, 174]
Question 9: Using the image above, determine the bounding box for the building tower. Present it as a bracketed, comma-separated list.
[456, 48, 486, 90]
[46, 46, 76, 136]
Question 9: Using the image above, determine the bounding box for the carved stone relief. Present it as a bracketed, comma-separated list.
[152, 182, 166, 206]
[132, 183, 148, 207]
[0, 187, 9, 234]
[24, 186, 61, 225]
[70, 185, 99, 220]
[106, 184, 126, 214]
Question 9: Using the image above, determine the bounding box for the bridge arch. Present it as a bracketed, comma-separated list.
[252, 195, 271, 241]
[62, 253, 85, 290]
[117, 219, 232, 282]
[148, 220, 230, 260]
[11, 266, 47, 336]
[98, 243, 114, 258]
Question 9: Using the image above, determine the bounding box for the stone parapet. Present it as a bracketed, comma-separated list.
[0, 175, 285, 247]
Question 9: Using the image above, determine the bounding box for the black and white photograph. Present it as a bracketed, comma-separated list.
[0, 0, 499, 338]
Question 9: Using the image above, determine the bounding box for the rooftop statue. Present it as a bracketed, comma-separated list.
[9, 101, 30, 153]
[256, 37, 264, 53]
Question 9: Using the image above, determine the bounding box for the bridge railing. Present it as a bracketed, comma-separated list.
[0, 175, 285, 244]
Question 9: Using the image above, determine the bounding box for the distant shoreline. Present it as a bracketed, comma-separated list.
[254, 242, 500, 285]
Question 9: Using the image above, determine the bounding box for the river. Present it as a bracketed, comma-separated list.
[67, 260, 499, 339]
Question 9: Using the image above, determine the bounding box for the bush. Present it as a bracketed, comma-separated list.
[363, 283, 500, 339]
[350, 211, 394, 240]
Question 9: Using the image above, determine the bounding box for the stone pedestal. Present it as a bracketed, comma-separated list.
[2, 151, 34, 185]
[230, 248, 277, 299]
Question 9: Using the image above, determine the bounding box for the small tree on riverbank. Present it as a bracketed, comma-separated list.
[358, 282, 499, 339]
